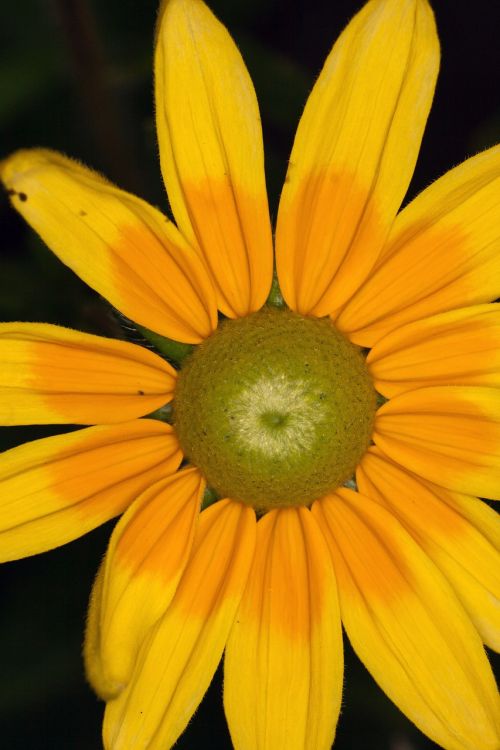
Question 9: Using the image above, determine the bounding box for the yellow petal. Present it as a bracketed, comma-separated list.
[367, 304, 500, 397]
[0, 322, 176, 425]
[85, 561, 121, 700]
[313, 490, 500, 750]
[357, 448, 500, 651]
[103, 499, 256, 750]
[91, 467, 203, 695]
[276, 0, 439, 317]
[0, 419, 181, 561]
[224, 507, 343, 750]
[374, 385, 500, 499]
[0, 149, 217, 343]
[155, 0, 273, 317]
[338, 144, 500, 345]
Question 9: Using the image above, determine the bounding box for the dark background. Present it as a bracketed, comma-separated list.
[0, 0, 499, 748]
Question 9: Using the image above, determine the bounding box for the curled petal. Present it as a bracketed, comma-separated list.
[103, 500, 256, 750]
[89, 468, 203, 694]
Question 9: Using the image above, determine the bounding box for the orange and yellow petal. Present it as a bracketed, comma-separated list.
[374, 385, 500, 500]
[154, 0, 273, 317]
[103, 499, 256, 750]
[357, 448, 500, 651]
[0, 419, 181, 561]
[367, 304, 500, 397]
[313, 490, 500, 750]
[0, 322, 176, 425]
[224, 507, 343, 750]
[88, 467, 204, 695]
[338, 144, 500, 346]
[0, 149, 217, 343]
[276, 0, 439, 317]
[85, 562, 114, 697]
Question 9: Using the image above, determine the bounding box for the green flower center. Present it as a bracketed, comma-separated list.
[173, 308, 376, 511]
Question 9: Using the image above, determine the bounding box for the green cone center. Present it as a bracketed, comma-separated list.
[174, 308, 376, 511]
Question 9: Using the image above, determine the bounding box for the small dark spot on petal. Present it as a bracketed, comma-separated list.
[18, 192, 27, 202]
[79, 210, 87, 217]
[137, 389, 145, 395]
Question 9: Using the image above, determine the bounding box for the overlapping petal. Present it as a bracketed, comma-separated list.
[155, 0, 273, 317]
[357, 448, 500, 650]
[0, 149, 217, 343]
[0, 420, 181, 561]
[103, 499, 256, 750]
[338, 145, 500, 346]
[224, 507, 343, 750]
[374, 385, 500, 499]
[276, 0, 439, 317]
[313, 490, 500, 750]
[367, 304, 500, 397]
[0, 323, 176, 425]
[89, 467, 204, 694]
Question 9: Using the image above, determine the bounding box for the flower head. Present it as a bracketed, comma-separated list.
[1, 0, 499, 749]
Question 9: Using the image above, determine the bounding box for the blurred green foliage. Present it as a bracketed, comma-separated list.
[0, 0, 498, 748]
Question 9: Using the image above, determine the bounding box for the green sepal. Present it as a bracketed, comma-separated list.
[146, 402, 173, 423]
[265, 271, 286, 309]
[201, 485, 220, 511]
[136, 324, 194, 366]
[376, 392, 388, 408]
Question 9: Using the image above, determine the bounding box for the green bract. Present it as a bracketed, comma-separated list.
[174, 309, 376, 510]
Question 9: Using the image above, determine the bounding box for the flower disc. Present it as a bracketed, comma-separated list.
[174, 308, 376, 510]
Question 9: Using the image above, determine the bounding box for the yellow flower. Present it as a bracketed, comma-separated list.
[1, 0, 499, 748]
